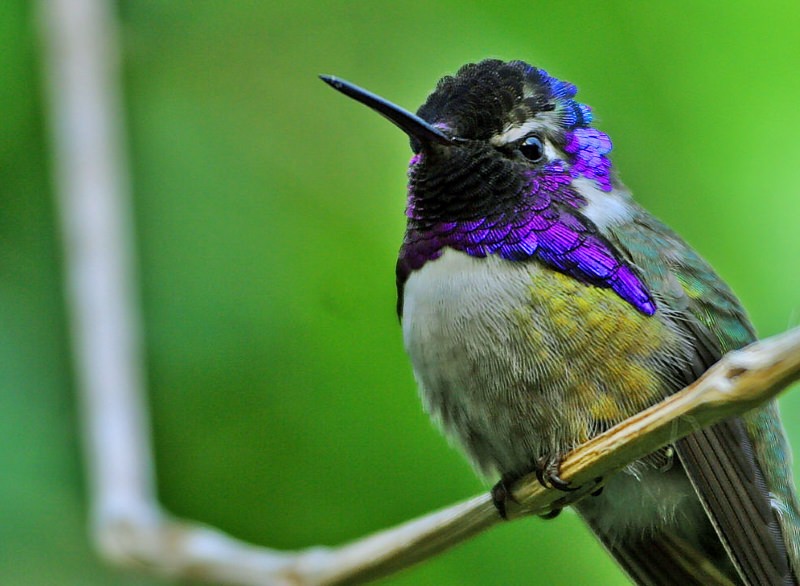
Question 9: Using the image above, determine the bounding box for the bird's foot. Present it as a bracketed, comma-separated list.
[491, 472, 563, 520]
[535, 454, 577, 492]
[491, 457, 605, 520]
[491, 473, 520, 520]
[538, 507, 563, 520]
[535, 455, 606, 511]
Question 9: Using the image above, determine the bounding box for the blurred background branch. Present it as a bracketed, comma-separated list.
[37, 0, 160, 560]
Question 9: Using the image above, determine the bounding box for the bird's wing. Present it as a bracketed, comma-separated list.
[675, 419, 792, 585]
[607, 210, 796, 586]
[591, 522, 739, 586]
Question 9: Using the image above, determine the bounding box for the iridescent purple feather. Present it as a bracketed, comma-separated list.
[399, 160, 655, 315]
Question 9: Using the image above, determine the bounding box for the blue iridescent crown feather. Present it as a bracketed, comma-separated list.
[522, 64, 594, 128]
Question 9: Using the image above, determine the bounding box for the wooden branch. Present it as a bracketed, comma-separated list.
[37, 1, 800, 585]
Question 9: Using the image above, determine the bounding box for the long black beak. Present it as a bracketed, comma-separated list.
[320, 75, 457, 147]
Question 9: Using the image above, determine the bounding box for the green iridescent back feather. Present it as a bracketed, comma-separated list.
[609, 202, 800, 575]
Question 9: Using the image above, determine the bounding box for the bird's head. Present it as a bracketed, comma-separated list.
[322, 60, 654, 316]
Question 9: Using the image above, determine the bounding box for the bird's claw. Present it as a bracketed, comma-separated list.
[491, 474, 521, 520]
[535, 455, 579, 492]
[538, 507, 562, 520]
[492, 455, 605, 520]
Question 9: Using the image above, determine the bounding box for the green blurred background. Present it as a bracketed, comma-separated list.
[3, 1, 800, 584]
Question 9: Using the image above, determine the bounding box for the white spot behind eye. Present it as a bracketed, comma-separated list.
[572, 178, 633, 229]
[542, 142, 559, 161]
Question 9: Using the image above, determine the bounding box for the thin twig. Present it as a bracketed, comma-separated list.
[37, 1, 800, 585]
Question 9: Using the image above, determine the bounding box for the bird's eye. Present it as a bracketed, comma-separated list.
[519, 135, 544, 162]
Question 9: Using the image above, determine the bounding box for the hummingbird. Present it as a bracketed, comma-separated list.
[321, 60, 800, 585]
